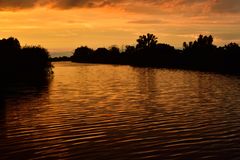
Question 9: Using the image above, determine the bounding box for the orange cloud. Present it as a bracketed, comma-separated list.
[0, 0, 239, 54]
[0, 0, 235, 12]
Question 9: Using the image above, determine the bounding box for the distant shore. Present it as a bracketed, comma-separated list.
[52, 34, 240, 75]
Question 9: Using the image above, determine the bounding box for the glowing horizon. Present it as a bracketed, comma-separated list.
[0, 0, 240, 55]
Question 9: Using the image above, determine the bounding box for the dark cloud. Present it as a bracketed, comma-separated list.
[0, 0, 240, 14]
[0, 0, 117, 10]
[211, 0, 240, 13]
[0, 0, 36, 9]
[0, 0, 188, 10]
[49, 0, 115, 9]
[144, 0, 240, 14]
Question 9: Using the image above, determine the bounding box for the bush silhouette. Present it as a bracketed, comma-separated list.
[0, 37, 53, 80]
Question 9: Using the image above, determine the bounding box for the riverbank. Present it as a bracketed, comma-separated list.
[68, 34, 240, 75]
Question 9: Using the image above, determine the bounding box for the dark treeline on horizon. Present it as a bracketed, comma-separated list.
[0, 37, 53, 82]
[1, 34, 240, 76]
[69, 33, 240, 74]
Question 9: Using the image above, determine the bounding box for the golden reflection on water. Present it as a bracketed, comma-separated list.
[1, 62, 240, 159]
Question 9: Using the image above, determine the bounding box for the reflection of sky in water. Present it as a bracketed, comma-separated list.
[0, 62, 240, 160]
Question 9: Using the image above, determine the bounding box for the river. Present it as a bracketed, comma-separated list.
[0, 62, 240, 160]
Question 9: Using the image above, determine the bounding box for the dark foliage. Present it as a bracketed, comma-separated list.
[136, 33, 158, 49]
[50, 56, 71, 61]
[0, 37, 53, 81]
[71, 33, 240, 74]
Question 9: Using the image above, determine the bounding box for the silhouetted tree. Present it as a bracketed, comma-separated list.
[108, 46, 121, 63]
[224, 42, 240, 53]
[94, 48, 110, 57]
[183, 42, 188, 50]
[125, 45, 136, 54]
[156, 43, 175, 53]
[70, 34, 240, 74]
[136, 33, 158, 49]
[72, 46, 93, 62]
[0, 37, 53, 79]
[223, 42, 240, 70]
[0, 37, 21, 56]
[0, 37, 21, 67]
[183, 35, 215, 53]
[182, 35, 218, 70]
[109, 46, 120, 55]
[20, 46, 52, 73]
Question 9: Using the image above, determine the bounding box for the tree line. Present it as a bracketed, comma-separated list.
[70, 33, 240, 74]
[1, 34, 239, 76]
[0, 37, 53, 80]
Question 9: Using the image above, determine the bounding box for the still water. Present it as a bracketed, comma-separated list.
[0, 62, 240, 160]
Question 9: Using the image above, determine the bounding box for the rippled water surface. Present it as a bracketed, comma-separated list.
[1, 62, 240, 160]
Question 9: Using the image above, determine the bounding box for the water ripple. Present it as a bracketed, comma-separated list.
[1, 62, 240, 160]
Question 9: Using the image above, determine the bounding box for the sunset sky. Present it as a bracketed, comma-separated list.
[0, 0, 240, 56]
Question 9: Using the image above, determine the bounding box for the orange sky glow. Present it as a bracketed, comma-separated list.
[0, 0, 240, 56]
